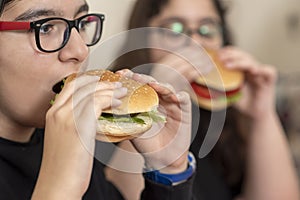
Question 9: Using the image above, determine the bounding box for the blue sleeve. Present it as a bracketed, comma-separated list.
[141, 173, 197, 200]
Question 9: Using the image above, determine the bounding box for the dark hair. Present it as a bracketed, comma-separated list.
[0, 0, 15, 16]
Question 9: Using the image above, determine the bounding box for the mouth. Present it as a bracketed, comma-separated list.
[52, 78, 66, 94]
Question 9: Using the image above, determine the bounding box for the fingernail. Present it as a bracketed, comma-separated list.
[224, 62, 233, 68]
[114, 82, 122, 88]
[111, 99, 122, 107]
[119, 87, 128, 93]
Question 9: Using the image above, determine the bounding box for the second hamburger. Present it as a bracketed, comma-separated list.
[191, 49, 244, 110]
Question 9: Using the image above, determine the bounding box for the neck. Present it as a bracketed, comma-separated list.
[0, 117, 36, 143]
[0, 129, 35, 143]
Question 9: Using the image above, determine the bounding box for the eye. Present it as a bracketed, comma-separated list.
[40, 23, 54, 34]
[163, 22, 185, 39]
[198, 24, 221, 38]
[170, 22, 184, 34]
[79, 19, 91, 31]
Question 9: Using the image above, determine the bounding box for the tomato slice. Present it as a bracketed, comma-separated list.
[191, 82, 240, 99]
[191, 82, 223, 99]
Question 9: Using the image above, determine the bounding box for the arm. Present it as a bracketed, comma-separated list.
[243, 107, 299, 200]
[106, 70, 197, 200]
[218, 46, 300, 200]
[32, 75, 126, 199]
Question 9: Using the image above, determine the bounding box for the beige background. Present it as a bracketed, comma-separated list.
[89, 0, 300, 73]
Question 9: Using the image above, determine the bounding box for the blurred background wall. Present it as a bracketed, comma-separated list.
[89, 0, 300, 73]
[89, 0, 300, 174]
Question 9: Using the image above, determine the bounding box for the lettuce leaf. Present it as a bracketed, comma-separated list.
[99, 110, 166, 125]
[140, 110, 166, 123]
[99, 114, 146, 124]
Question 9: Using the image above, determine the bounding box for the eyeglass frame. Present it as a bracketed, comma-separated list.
[154, 18, 223, 48]
[0, 13, 105, 53]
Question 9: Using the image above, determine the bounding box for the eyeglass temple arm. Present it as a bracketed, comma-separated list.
[0, 21, 31, 31]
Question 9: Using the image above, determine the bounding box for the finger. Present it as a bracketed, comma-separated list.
[115, 69, 134, 78]
[116, 70, 158, 85]
[72, 82, 124, 108]
[73, 86, 127, 129]
[176, 91, 192, 124]
[176, 91, 191, 108]
[248, 64, 277, 85]
[224, 58, 259, 73]
[74, 86, 126, 116]
[149, 82, 179, 103]
[53, 75, 100, 107]
[219, 47, 260, 69]
[131, 73, 158, 84]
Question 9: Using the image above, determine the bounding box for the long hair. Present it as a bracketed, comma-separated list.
[110, 0, 247, 196]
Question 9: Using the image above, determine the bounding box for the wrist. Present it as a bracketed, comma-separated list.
[160, 153, 189, 174]
[250, 110, 279, 125]
[143, 152, 196, 186]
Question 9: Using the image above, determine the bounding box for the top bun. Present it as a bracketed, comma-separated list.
[67, 70, 159, 115]
[194, 49, 244, 91]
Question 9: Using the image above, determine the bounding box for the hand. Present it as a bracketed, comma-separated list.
[150, 47, 214, 92]
[218, 46, 278, 120]
[117, 69, 192, 174]
[32, 75, 127, 199]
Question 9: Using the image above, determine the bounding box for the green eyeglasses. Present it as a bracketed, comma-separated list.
[157, 18, 223, 48]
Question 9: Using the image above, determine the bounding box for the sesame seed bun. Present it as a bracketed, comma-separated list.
[66, 70, 159, 142]
[191, 49, 244, 110]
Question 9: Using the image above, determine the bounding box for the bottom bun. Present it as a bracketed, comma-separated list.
[95, 134, 137, 143]
[96, 115, 153, 142]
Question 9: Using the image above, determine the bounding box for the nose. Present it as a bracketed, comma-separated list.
[188, 31, 205, 46]
[58, 29, 89, 63]
[188, 32, 221, 50]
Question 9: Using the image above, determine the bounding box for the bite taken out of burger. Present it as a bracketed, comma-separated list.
[190, 49, 244, 111]
[53, 70, 166, 143]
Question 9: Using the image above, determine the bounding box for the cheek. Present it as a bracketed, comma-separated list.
[200, 37, 223, 50]
[0, 81, 52, 127]
[0, 41, 57, 127]
[149, 49, 170, 63]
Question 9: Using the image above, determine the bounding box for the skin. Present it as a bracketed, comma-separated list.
[0, 0, 191, 199]
[106, 0, 300, 199]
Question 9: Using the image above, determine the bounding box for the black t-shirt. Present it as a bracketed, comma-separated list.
[0, 129, 196, 200]
[0, 129, 124, 199]
[190, 104, 244, 200]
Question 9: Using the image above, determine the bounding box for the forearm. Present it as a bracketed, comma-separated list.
[31, 164, 86, 200]
[242, 111, 300, 200]
[32, 179, 82, 200]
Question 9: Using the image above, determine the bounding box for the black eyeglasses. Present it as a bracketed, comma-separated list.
[156, 19, 222, 48]
[0, 13, 105, 53]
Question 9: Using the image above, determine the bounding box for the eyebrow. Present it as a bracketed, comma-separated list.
[15, 3, 89, 21]
[198, 17, 221, 25]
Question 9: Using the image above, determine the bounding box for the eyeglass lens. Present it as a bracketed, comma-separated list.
[38, 15, 101, 52]
[160, 21, 222, 48]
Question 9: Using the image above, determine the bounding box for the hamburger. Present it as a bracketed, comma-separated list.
[62, 70, 166, 142]
[190, 49, 244, 110]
